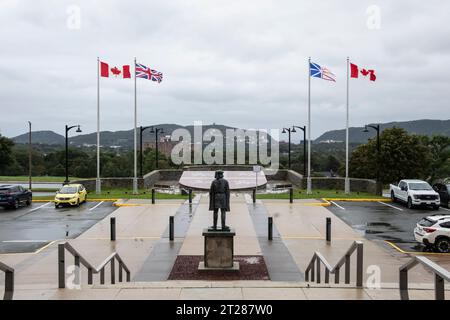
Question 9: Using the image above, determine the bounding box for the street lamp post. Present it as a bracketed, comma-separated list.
[292, 125, 307, 178]
[65, 124, 82, 184]
[281, 127, 293, 169]
[150, 127, 164, 169]
[140, 125, 152, 177]
[28, 121, 32, 190]
[363, 124, 382, 195]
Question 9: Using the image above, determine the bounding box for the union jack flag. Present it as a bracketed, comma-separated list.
[135, 63, 163, 83]
[310, 62, 336, 82]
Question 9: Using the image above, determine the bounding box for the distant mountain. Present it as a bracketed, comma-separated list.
[315, 119, 450, 144]
[11, 123, 266, 149]
[12, 130, 65, 145]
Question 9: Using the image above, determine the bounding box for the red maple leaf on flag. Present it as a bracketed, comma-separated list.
[110, 67, 121, 76]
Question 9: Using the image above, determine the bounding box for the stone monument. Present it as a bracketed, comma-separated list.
[198, 170, 239, 271]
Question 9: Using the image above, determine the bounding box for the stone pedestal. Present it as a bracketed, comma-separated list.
[198, 228, 239, 271]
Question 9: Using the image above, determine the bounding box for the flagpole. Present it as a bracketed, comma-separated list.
[133, 57, 138, 194]
[307, 57, 312, 194]
[96, 57, 101, 194]
[345, 57, 350, 194]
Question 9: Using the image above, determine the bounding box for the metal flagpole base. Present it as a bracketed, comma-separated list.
[132, 177, 139, 195]
[344, 177, 350, 194]
[95, 178, 101, 195]
[306, 177, 312, 194]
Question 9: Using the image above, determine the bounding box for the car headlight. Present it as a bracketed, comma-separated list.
[413, 195, 419, 199]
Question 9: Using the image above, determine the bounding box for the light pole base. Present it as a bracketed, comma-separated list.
[344, 177, 350, 194]
[132, 177, 139, 195]
[95, 178, 101, 195]
[306, 177, 312, 195]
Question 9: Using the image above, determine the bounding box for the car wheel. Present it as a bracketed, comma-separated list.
[407, 197, 413, 209]
[76, 199, 80, 207]
[432, 205, 440, 211]
[12, 199, 20, 210]
[390, 191, 396, 202]
[26, 197, 31, 206]
[83, 194, 87, 204]
[55, 203, 59, 209]
[435, 237, 450, 253]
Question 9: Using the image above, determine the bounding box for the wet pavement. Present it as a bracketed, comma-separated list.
[326, 201, 450, 253]
[246, 196, 304, 281]
[0, 201, 117, 253]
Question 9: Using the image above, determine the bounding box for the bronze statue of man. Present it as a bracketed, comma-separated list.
[209, 170, 230, 230]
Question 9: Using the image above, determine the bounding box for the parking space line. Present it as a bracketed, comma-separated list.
[440, 207, 450, 212]
[330, 201, 345, 210]
[89, 201, 104, 211]
[28, 202, 51, 212]
[377, 201, 404, 211]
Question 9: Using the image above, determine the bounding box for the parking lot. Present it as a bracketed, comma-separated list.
[0, 201, 116, 253]
[326, 200, 450, 253]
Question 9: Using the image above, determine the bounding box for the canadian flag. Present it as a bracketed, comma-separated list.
[100, 61, 131, 78]
[350, 63, 376, 81]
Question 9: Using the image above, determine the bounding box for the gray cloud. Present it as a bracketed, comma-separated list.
[0, 0, 449, 142]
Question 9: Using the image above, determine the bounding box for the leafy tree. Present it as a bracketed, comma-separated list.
[420, 135, 450, 182]
[0, 134, 14, 172]
[349, 127, 430, 184]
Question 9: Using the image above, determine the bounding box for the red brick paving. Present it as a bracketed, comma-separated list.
[168, 255, 270, 280]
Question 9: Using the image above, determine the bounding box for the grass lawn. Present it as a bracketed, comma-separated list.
[256, 189, 383, 199]
[33, 189, 190, 201]
[0, 176, 84, 182]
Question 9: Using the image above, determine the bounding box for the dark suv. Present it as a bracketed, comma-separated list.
[0, 185, 33, 209]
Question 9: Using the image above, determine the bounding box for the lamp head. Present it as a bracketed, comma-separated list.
[76, 125, 82, 133]
[150, 127, 155, 133]
[282, 128, 287, 134]
[363, 125, 369, 133]
[291, 127, 297, 133]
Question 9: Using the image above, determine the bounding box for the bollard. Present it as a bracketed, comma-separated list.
[289, 187, 293, 203]
[188, 189, 192, 204]
[151, 188, 155, 204]
[252, 189, 256, 203]
[58, 243, 65, 288]
[110, 217, 116, 241]
[169, 216, 174, 241]
[268, 217, 273, 241]
[326, 217, 331, 242]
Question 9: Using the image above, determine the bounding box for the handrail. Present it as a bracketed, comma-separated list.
[400, 256, 450, 300]
[305, 241, 363, 287]
[58, 242, 131, 289]
[0, 261, 14, 300]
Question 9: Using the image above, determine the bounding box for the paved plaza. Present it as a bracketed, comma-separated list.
[1, 194, 449, 300]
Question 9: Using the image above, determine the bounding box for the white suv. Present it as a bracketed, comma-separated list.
[414, 215, 450, 253]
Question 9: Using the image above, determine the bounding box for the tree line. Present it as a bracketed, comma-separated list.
[1, 127, 449, 183]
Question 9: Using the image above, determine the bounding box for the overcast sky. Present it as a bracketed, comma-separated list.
[0, 0, 449, 141]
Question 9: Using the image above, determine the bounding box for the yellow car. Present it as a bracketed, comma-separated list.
[54, 184, 87, 208]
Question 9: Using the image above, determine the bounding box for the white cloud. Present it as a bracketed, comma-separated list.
[0, 0, 449, 141]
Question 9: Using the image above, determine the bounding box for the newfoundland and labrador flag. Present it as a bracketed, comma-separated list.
[310, 62, 336, 82]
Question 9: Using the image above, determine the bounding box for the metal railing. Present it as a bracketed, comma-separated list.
[400, 256, 450, 300]
[305, 241, 363, 287]
[0, 261, 14, 300]
[58, 242, 131, 289]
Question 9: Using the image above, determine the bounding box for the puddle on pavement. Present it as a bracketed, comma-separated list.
[352, 222, 401, 236]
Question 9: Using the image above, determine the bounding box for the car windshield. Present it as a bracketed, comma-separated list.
[418, 218, 435, 227]
[409, 182, 432, 190]
[59, 187, 77, 194]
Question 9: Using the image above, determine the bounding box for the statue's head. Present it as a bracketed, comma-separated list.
[215, 170, 224, 179]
